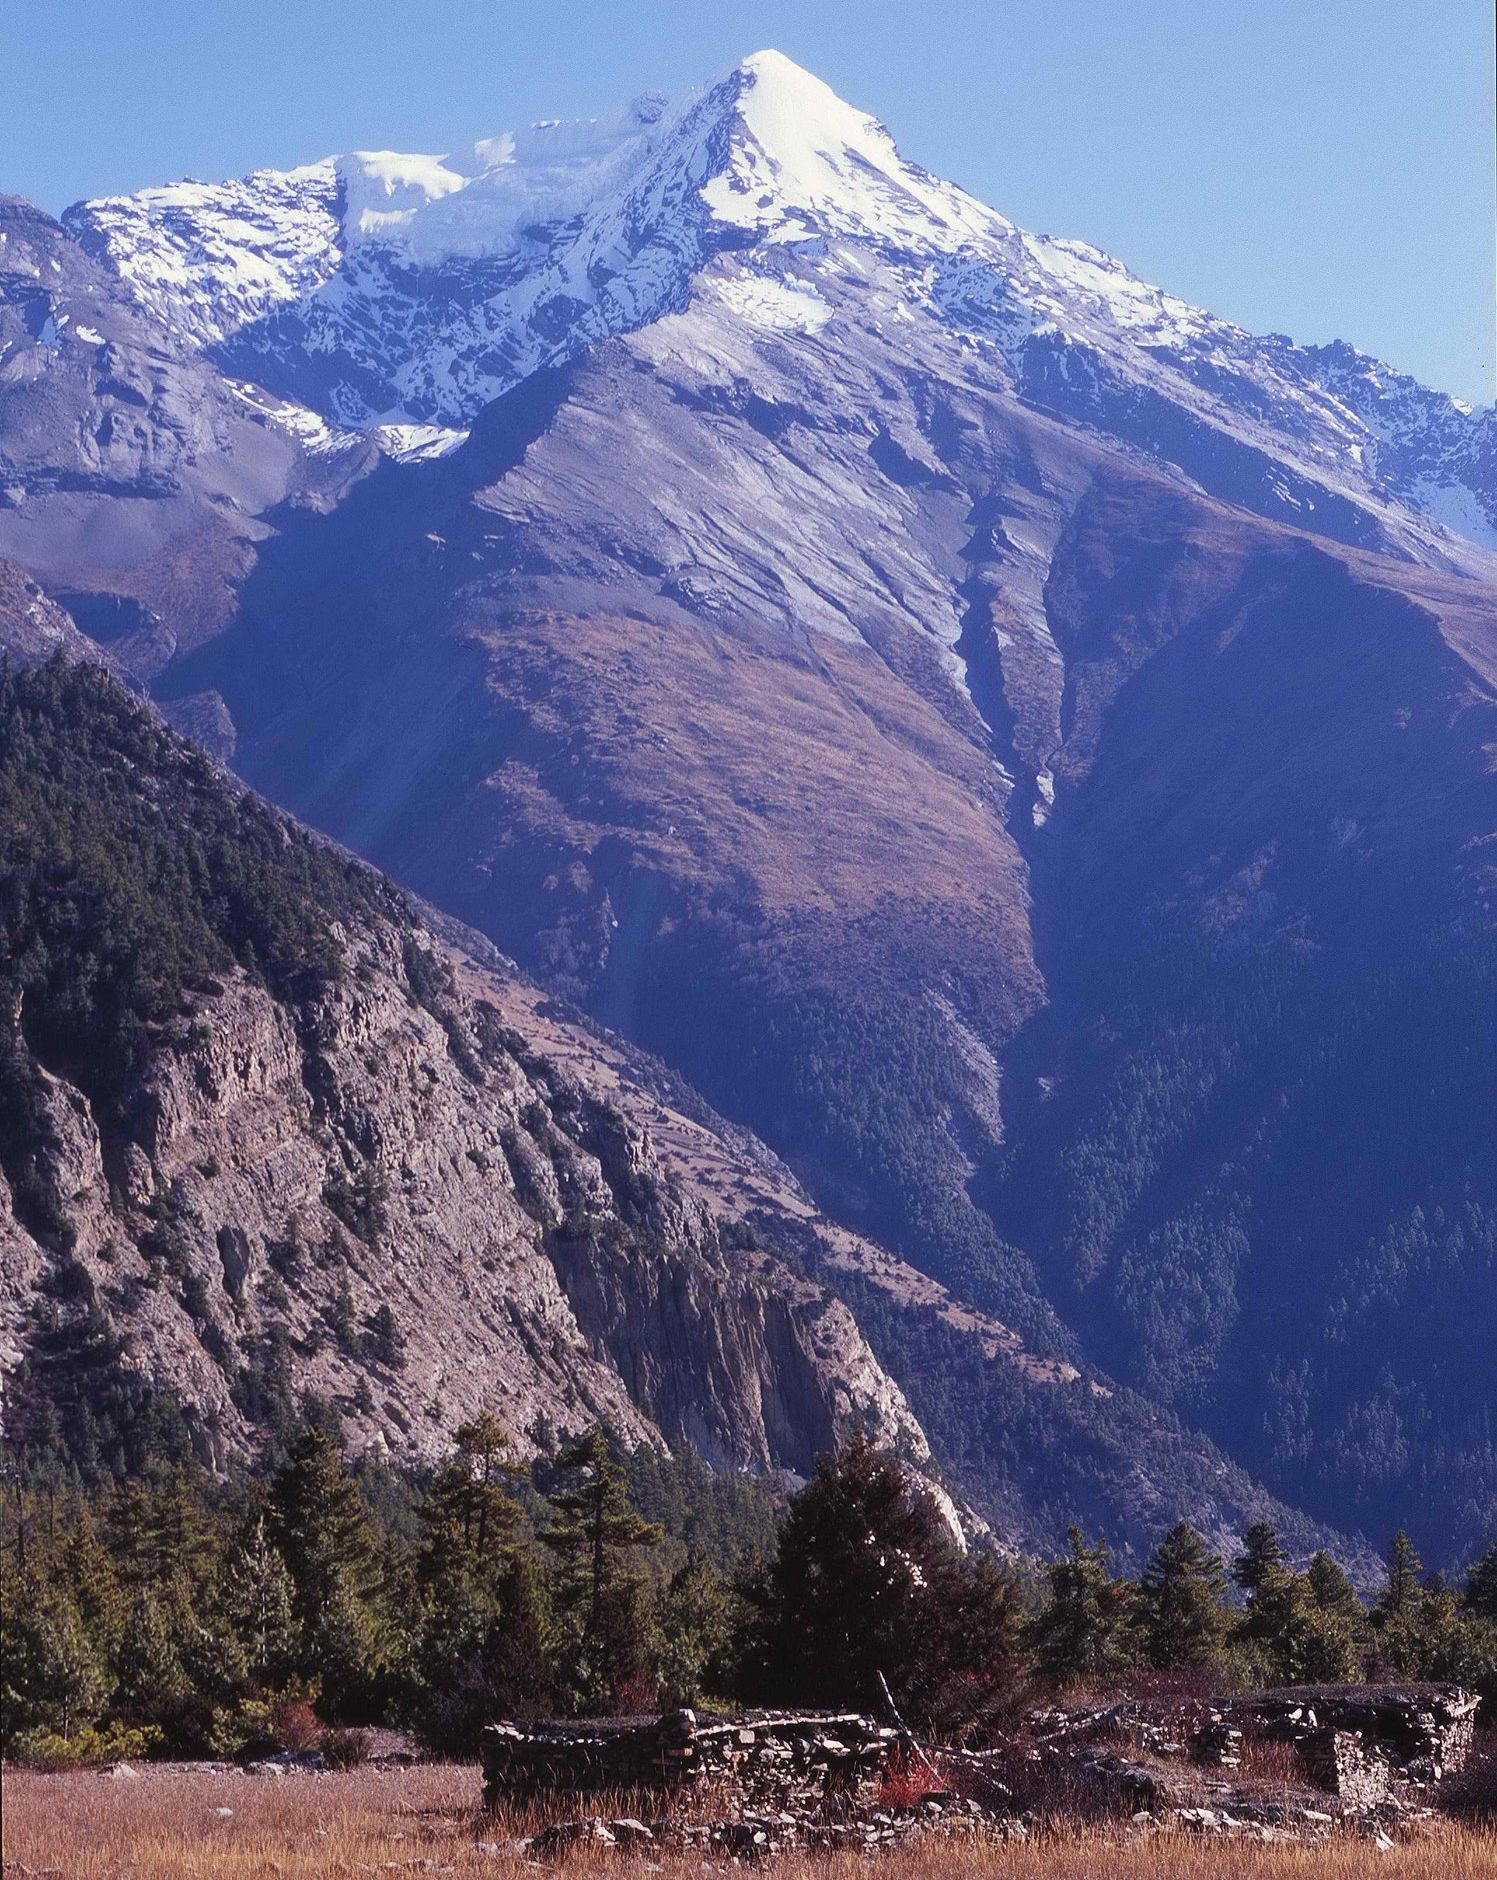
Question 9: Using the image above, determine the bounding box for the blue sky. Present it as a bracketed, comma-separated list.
[3, 0, 1492, 404]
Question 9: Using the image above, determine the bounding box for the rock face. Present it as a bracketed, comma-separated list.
[0, 652, 926, 1481]
[2, 918, 928, 1474]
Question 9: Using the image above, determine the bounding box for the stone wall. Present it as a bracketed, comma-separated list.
[481, 1709, 899, 1813]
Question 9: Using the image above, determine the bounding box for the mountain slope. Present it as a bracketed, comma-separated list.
[0, 612, 1369, 1568]
[0, 193, 374, 673]
[2, 53, 1493, 1562]
[0, 642, 929, 1483]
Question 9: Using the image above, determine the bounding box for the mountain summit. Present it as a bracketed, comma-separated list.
[64, 53, 1493, 557]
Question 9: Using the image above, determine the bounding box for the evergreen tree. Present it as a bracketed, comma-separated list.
[653, 1549, 732, 1706]
[58, 1509, 126, 1669]
[1306, 1550, 1363, 1622]
[1238, 1567, 1361, 1685]
[1137, 1521, 1228, 1671]
[483, 1550, 556, 1718]
[1231, 1520, 1287, 1597]
[108, 1469, 218, 1594]
[113, 1589, 188, 1732]
[541, 1429, 663, 1712]
[229, 1513, 297, 1687]
[1031, 1528, 1136, 1690]
[366, 1304, 405, 1370]
[266, 1426, 385, 1707]
[417, 1413, 522, 1582]
[1377, 1531, 1424, 1626]
[0, 1571, 107, 1746]
[1464, 1541, 1497, 1621]
[739, 1438, 939, 1710]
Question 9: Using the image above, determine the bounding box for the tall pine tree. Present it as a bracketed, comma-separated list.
[1137, 1521, 1228, 1671]
[541, 1429, 663, 1712]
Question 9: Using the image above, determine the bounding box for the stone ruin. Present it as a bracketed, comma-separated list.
[1012, 1683, 1480, 1832]
[1221, 1684, 1480, 1791]
[481, 1708, 896, 1809]
[481, 1709, 1007, 1858]
[481, 1685, 1482, 1858]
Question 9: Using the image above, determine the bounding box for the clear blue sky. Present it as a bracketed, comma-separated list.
[3, 0, 1492, 403]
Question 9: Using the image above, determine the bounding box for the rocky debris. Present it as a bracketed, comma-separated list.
[527, 1818, 623, 1856]
[245, 1749, 327, 1776]
[521, 1799, 1020, 1863]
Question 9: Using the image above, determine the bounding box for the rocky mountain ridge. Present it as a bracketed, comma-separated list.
[62, 52, 1494, 561]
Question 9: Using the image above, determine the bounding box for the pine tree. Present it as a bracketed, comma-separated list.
[417, 1413, 522, 1584]
[113, 1588, 188, 1730]
[1031, 1527, 1136, 1690]
[1306, 1551, 1362, 1622]
[59, 1508, 126, 1669]
[1231, 1520, 1287, 1597]
[653, 1549, 732, 1706]
[229, 1513, 298, 1686]
[738, 1438, 940, 1711]
[1377, 1531, 1424, 1626]
[1239, 1567, 1360, 1684]
[366, 1303, 405, 1370]
[483, 1550, 555, 1717]
[266, 1426, 386, 1707]
[541, 1429, 663, 1712]
[1137, 1521, 1228, 1670]
[1464, 1541, 1497, 1621]
[0, 1571, 107, 1746]
[108, 1468, 219, 1595]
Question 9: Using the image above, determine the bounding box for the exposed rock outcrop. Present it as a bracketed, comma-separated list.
[0, 916, 928, 1475]
[0, 650, 928, 1481]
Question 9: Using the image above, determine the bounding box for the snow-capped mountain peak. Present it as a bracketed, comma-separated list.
[59, 52, 1492, 555]
[704, 49, 1001, 248]
[62, 50, 996, 371]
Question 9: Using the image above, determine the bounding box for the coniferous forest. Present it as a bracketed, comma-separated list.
[5, 1413, 1497, 1767]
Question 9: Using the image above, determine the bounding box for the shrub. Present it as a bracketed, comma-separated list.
[10, 1721, 161, 1769]
[268, 1695, 323, 1752]
[318, 1725, 370, 1770]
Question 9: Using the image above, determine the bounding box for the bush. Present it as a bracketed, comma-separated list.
[318, 1725, 370, 1770]
[10, 1721, 161, 1769]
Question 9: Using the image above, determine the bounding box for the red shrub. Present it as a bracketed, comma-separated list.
[268, 1697, 322, 1752]
[611, 1671, 661, 1718]
[876, 1744, 948, 1808]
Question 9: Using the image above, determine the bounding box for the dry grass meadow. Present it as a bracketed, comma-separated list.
[5, 1764, 1497, 1880]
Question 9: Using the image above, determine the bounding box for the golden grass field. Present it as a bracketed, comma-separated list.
[4, 1765, 1497, 1880]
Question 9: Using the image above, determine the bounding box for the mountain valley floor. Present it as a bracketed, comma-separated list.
[5, 1763, 1497, 1880]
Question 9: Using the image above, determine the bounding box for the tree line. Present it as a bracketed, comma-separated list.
[4, 1421, 1496, 1768]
